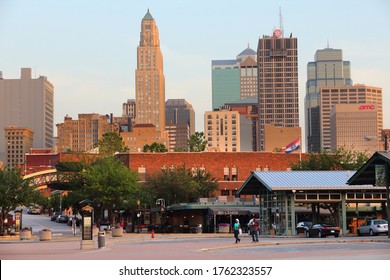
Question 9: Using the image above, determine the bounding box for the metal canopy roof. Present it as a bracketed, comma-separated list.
[347, 151, 390, 185]
[237, 170, 379, 195]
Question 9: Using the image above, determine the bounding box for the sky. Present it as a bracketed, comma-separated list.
[1, 0, 390, 150]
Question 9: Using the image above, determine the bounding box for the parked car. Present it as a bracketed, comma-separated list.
[50, 212, 62, 221]
[27, 206, 41, 215]
[306, 223, 340, 238]
[357, 219, 388, 236]
[56, 215, 69, 223]
[296, 221, 312, 234]
[67, 217, 80, 226]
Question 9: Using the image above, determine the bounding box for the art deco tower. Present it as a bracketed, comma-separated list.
[135, 10, 165, 132]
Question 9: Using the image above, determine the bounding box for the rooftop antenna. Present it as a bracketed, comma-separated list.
[279, 6, 284, 38]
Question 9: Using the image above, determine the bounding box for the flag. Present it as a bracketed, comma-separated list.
[285, 137, 301, 154]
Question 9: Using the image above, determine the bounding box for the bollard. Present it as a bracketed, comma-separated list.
[98, 231, 105, 249]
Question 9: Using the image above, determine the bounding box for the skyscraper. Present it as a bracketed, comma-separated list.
[257, 29, 299, 151]
[135, 10, 165, 132]
[212, 46, 257, 110]
[0, 68, 54, 164]
[165, 99, 195, 151]
[305, 48, 352, 152]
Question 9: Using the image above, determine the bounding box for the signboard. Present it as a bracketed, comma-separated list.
[81, 205, 94, 240]
[375, 164, 386, 186]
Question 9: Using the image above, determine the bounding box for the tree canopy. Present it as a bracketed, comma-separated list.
[188, 132, 207, 152]
[143, 142, 168, 153]
[97, 132, 129, 156]
[144, 165, 218, 206]
[63, 156, 140, 225]
[290, 146, 370, 171]
[0, 167, 45, 232]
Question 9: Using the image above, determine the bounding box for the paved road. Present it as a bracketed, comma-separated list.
[1, 232, 389, 260]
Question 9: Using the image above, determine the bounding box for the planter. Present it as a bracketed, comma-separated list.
[19, 230, 32, 240]
[218, 225, 230, 233]
[111, 227, 123, 237]
[39, 230, 52, 241]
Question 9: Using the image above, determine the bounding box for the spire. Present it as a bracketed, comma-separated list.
[143, 9, 154, 21]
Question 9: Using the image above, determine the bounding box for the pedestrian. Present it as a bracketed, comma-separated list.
[251, 216, 259, 242]
[233, 218, 241, 243]
[71, 217, 77, 236]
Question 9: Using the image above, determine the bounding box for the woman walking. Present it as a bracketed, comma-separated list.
[233, 219, 241, 243]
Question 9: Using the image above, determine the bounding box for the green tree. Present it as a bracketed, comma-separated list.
[145, 165, 218, 205]
[64, 156, 140, 225]
[97, 132, 129, 156]
[143, 142, 168, 153]
[290, 146, 369, 171]
[188, 132, 207, 152]
[0, 167, 45, 232]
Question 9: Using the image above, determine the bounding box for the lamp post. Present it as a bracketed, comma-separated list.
[136, 200, 141, 233]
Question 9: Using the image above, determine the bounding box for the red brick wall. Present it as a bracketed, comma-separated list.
[126, 152, 302, 195]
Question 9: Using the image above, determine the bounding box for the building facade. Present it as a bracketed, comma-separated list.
[319, 84, 383, 151]
[122, 99, 136, 119]
[305, 48, 352, 152]
[135, 10, 165, 132]
[4, 125, 34, 168]
[212, 46, 258, 110]
[56, 114, 119, 153]
[263, 124, 301, 153]
[257, 30, 299, 151]
[330, 104, 380, 154]
[204, 107, 240, 152]
[0, 68, 54, 163]
[120, 124, 169, 153]
[165, 99, 195, 151]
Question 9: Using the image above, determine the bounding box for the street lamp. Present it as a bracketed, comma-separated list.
[136, 200, 141, 233]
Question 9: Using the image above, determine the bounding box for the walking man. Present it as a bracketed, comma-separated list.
[249, 215, 259, 242]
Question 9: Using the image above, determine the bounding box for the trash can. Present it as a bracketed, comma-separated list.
[98, 231, 105, 249]
[196, 224, 202, 234]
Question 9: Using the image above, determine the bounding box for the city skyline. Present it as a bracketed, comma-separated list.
[1, 0, 389, 152]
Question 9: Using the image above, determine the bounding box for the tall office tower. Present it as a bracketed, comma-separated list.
[122, 99, 136, 118]
[319, 84, 382, 151]
[205, 107, 241, 152]
[135, 10, 165, 132]
[330, 104, 379, 154]
[0, 68, 54, 164]
[56, 114, 119, 153]
[165, 99, 195, 151]
[257, 30, 299, 151]
[165, 99, 195, 135]
[4, 125, 34, 168]
[237, 46, 258, 100]
[305, 48, 352, 152]
[212, 46, 257, 110]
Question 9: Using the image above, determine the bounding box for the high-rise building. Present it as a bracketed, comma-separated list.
[257, 30, 299, 151]
[122, 99, 136, 118]
[165, 99, 195, 135]
[135, 10, 165, 132]
[165, 99, 195, 151]
[0, 68, 54, 163]
[211, 59, 240, 110]
[330, 103, 379, 154]
[225, 98, 258, 151]
[56, 114, 119, 153]
[205, 107, 240, 152]
[212, 46, 257, 110]
[319, 84, 382, 150]
[4, 125, 34, 168]
[305, 48, 352, 152]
